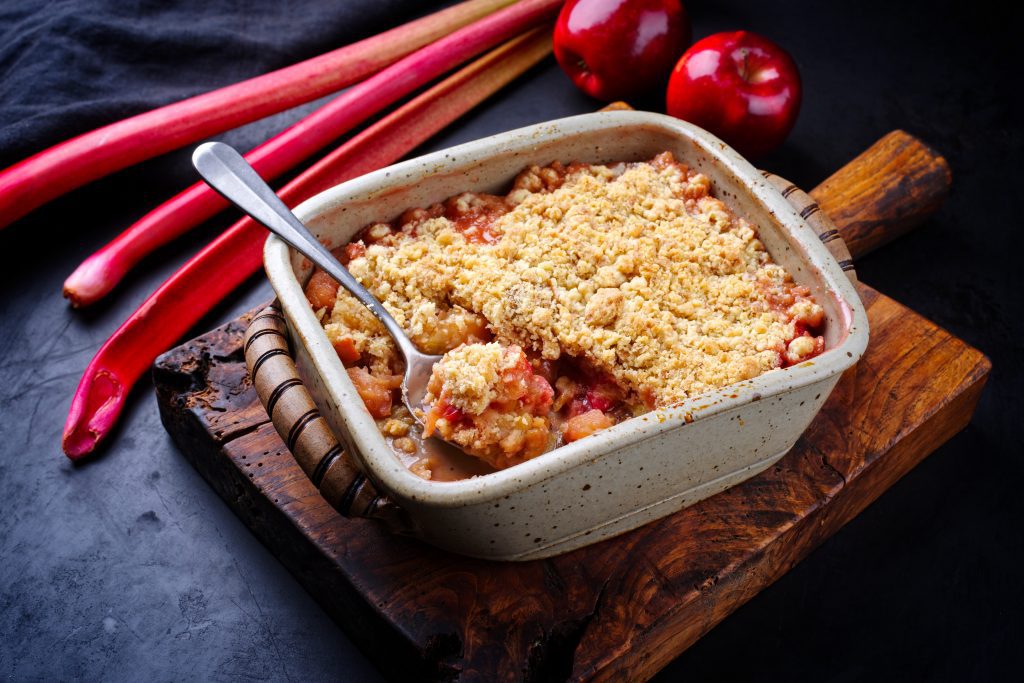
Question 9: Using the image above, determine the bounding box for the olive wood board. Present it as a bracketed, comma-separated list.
[154, 132, 989, 681]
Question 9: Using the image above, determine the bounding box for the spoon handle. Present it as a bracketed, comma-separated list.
[192, 141, 418, 362]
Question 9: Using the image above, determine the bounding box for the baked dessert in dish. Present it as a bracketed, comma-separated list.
[304, 152, 825, 479]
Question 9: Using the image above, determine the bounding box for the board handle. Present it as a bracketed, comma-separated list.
[809, 130, 951, 260]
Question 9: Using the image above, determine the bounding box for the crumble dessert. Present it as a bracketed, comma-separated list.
[304, 152, 825, 479]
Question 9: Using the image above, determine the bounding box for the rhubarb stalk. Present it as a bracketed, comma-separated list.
[0, 0, 516, 231]
[63, 0, 562, 306]
[62, 28, 554, 459]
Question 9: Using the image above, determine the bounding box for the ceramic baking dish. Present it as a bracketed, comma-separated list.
[263, 110, 869, 561]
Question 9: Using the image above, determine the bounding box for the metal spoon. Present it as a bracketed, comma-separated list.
[191, 142, 441, 427]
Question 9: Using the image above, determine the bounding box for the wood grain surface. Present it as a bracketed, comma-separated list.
[811, 130, 952, 259]
[153, 131, 988, 681]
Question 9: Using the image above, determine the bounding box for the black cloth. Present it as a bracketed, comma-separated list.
[0, 1, 1020, 681]
[0, 0, 422, 168]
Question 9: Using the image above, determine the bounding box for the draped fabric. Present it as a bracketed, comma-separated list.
[0, 0, 431, 169]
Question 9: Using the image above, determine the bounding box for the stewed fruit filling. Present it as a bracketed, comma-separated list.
[417, 343, 646, 469]
[304, 152, 826, 480]
[422, 343, 554, 470]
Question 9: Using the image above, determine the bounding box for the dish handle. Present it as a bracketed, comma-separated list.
[243, 305, 409, 529]
[762, 172, 858, 285]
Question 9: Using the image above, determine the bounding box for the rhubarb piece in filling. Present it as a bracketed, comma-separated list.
[304, 152, 827, 479]
[422, 343, 554, 469]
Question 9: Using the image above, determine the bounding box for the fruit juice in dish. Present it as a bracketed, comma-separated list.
[303, 152, 825, 479]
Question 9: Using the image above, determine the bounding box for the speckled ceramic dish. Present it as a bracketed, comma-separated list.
[263, 111, 869, 561]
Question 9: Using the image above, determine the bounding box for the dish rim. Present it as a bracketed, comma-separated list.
[264, 110, 869, 508]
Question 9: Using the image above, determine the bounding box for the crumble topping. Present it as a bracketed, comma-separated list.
[324, 152, 821, 408]
[426, 342, 521, 415]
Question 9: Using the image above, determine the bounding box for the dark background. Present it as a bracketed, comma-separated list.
[1, 0, 1020, 680]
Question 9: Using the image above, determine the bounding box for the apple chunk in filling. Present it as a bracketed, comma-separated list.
[423, 343, 554, 470]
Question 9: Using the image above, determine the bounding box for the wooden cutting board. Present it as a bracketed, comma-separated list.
[154, 131, 989, 681]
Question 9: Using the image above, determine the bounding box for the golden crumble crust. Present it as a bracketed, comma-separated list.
[323, 153, 823, 408]
[426, 342, 514, 415]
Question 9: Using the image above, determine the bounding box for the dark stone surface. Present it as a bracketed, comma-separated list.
[0, 0, 1019, 680]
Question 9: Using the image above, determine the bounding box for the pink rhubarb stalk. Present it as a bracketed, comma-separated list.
[0, 0, 515, 231]
[62, 28, 554, 459]
[63, 0, 562, 306]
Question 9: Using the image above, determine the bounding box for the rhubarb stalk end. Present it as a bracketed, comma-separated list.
[63, 253, 123, 307]
[63, 368, 126, 460]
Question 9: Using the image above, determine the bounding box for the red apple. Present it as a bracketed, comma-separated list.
[554, 0, 691, 102]
[666, 31, 801, 158]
